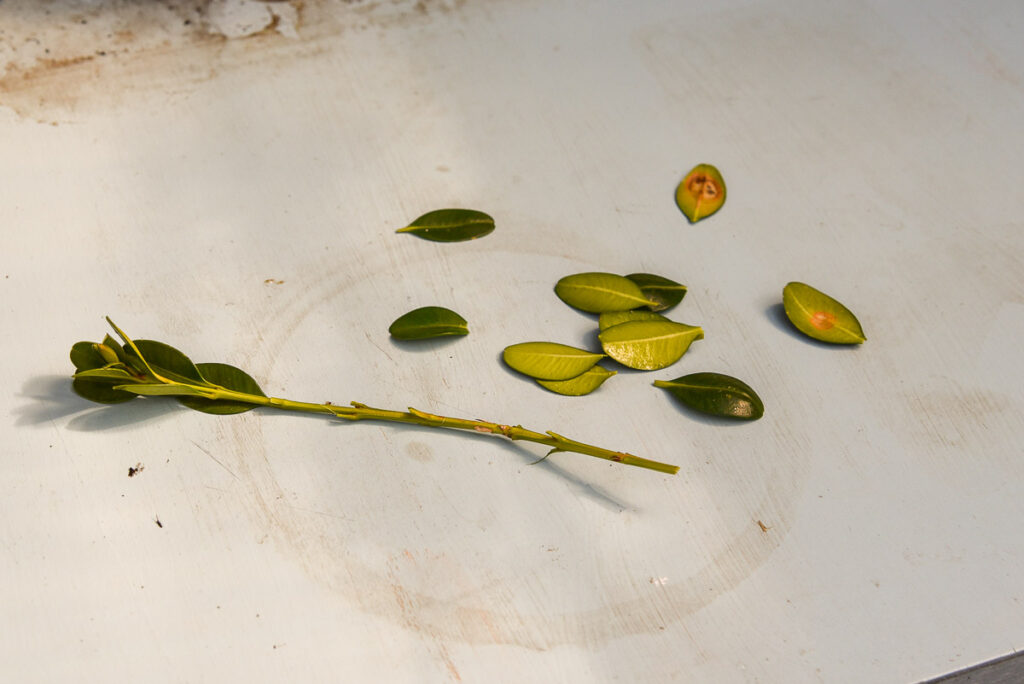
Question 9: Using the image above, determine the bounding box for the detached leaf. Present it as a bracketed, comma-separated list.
[625, 273, 687, 312]
[675, 164, 726, 223]
[389, 306, 469, 340]
[503, 342, 605, 380]
[396, 209, 495, 242]
[598, 309, 668, 332]
[72, 378, 137, 404]
[598, 320, 703, 370]
[654, 372, 764, 420]
[537, 366, 616, 396]
[554, 272, 658, 313]
[180, 362, 267, 415]
[782, 282, 866, 344]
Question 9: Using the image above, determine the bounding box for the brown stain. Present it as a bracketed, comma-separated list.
[217, 244, 809, 652]
[0, 0, 467, 120]
[405, 441, 434, 462]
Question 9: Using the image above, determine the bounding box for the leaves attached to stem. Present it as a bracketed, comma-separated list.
[69, 319, 678, 475]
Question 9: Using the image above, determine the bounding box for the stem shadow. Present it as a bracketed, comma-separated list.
[324, 420, 638, 513]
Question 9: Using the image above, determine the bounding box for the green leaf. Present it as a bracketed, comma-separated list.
[597, 309, 668, 332]
[72, 378, 138, 404]
[179, 362, 266, 415]
[503, 342, 605, 380]
[128, 340, 212, 385]
[598, 320, 704, 370]
[782, 282, 866, 344]
[102, 335, 129, 364]
[654, 372, 764, 420]
[70, 341, 107, 372]
[537, 366, 616, 396]
[625, 273, 687, 312]
[675, 163, 726, 223]
[395, 209, 495, 242]
[116, 383, 214, 397]
[554, 272, 659, 313]
[73, 367, 145, 383]
[389, 306, 469, 340]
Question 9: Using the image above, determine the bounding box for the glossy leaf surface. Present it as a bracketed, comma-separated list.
[536, 365, 616, 396]
[597, 309, 668, 332]
[654, 372, 764, 420]
[389, 306, 469, 340]
[675, 164, 726, 223]
[395, 209, 495, 242]
[180, 362, 267, 414]
[129, 340, 210, 385]
[503, 342, 604, 380]
[554, 272, 658, 313]
[782, 282, 866, 344]
[598, 320, 703, 370]
[626, 273, 687, 312]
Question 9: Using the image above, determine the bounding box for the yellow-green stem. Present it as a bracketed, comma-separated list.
[207, 386, 679, 475]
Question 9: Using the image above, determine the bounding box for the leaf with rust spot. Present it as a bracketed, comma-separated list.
[675, 164, 726, 223]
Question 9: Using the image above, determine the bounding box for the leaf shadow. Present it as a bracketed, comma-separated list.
[389, 336, 467, 354]
[22, 377, 637, 512]
[15, 375, 187, 431]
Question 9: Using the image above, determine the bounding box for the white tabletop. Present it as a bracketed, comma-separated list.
[3, 1, 1023, 682]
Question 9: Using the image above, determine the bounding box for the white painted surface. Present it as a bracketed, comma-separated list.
[2, 1, 1022, 681]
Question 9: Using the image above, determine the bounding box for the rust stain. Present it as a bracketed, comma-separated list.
[0, 0, 467, 120]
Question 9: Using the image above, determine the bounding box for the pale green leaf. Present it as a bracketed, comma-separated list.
[554, 272, 659, 313]
[598, 320, 704, 370]
[502, 342, 605, 380]
[597, 309, 668, 332]
[537, 366, 616, 396]
[782, 282, 866, 344]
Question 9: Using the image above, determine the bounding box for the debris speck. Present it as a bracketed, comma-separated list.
[128, 463, 144, 477]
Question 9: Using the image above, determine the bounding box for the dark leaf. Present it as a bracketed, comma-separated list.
[178, 362, 266, 415]
[654, 372, 763, 420]
[395, 209, 495, 242]
[625, 273, 687, 312]
[389, 306, 469, 340]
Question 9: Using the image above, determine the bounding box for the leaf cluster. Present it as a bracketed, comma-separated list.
[71, 318, 266, 415]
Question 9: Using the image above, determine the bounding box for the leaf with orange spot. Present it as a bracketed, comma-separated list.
[675, 163, 726, 223]
[782, 282, 866, 344]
